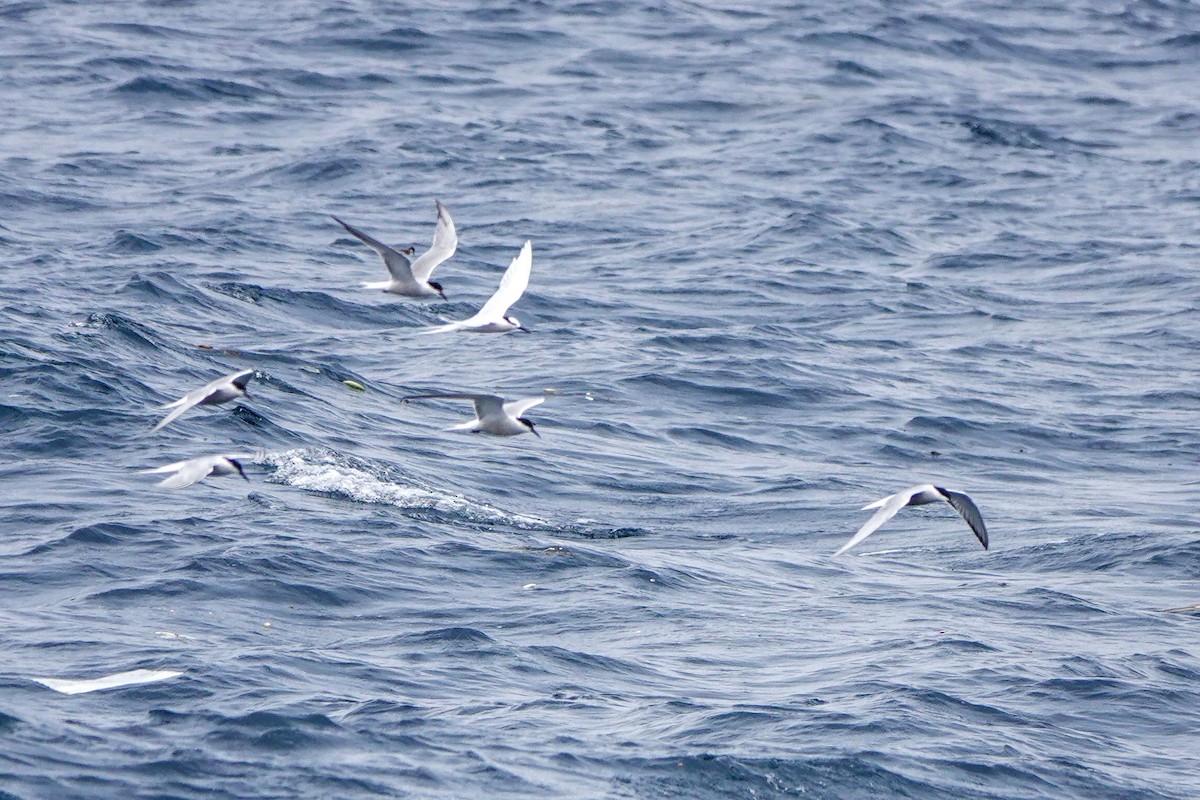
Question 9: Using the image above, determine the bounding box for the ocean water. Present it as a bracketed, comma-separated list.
[2, 0, 1200, 797]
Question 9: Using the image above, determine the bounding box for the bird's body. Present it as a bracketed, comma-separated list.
[422, 240, 532, 334]
[834, 483, 988, 556]
[403, 393, 545, 437]
[141, 453, 254, 489]
[334, 200, 457, 300]
[151, 369, 255, 433]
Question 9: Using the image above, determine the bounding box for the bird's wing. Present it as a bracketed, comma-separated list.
[860, 494, 893, 511]
[416, 321, 464, 335]
[32, 669, 183, 695]
[227, 369, 255, 391]
[332, 216, 414, 282]
[471, 394, 506, 419]
[155, 457, 217, 489]
[150, 394, 203, 433]
[462, 240, 532, 325]
[409, 200, 457, 282]
[158, 393, 192, 410]
[140, 458, 194, 475]
[835, 487, 918, 556]
[157, 382, 208, 410]
[503, 395, 545, 418]
[940, 489, 989, 550]
[404, 393, 505, 419]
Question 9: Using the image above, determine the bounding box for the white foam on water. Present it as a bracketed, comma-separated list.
[260, 448, 548, 527]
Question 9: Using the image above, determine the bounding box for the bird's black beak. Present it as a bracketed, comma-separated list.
[438, 288, 448, 301]
[516, 326, 532, 333]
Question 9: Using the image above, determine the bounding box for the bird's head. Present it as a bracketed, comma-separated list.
[519, 418, 540, 437]
[429, 280, 447, 301]
[228, 459, 250, 481]
[505, 315, 530, 333]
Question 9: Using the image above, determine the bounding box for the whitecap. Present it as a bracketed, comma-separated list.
[261, 448, 548, 527]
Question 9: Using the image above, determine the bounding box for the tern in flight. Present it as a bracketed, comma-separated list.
[403, 393, 545, 436]
[834, 484, 989, 556]
[141, 453, 256, 489]
[420, 240, 532, 333]
[333, 199, 457, 300]
[151, 369, 255, 433]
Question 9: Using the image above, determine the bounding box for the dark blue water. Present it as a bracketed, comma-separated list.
[4, 1, 1200, 797]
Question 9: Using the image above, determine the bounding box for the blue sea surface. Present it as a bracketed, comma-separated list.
[3, 0, 1200, 797]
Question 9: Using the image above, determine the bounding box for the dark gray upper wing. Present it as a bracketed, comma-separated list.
[940, 489, 988, 550]
[229, 369, 255, 391]
[403, 393, 504, 419]
[332, 216, 414, 282]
